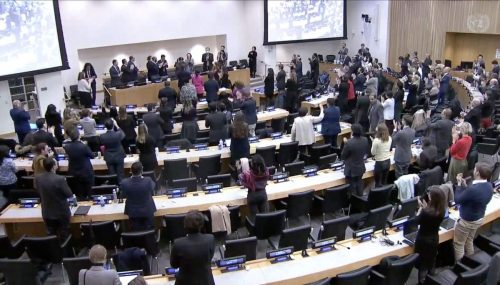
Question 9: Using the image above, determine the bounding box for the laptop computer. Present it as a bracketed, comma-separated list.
[118, 270, 142, 284]
[440, 210, 456, 230]
[402, 218, 419, 246]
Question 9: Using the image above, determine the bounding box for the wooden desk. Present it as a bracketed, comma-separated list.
[301, 93, 334, 112]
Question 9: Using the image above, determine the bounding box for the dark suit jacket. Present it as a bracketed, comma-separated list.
[158, 105, 174, 133]
[355, 95, 370, 125]
[204, 79, 219, 103]
[35, 172, 73, 220]
[392, 126, 415, 163]
[465, 105, 481, 132]
[368, 100, 384, 132]
[341, 136, 369, 177]
[439, 73, 451, 99]
[120, 176, 156, 218]
[202, 53, 214, 70]
[147, 61, 159, 80]
[117, 115, 137, 142]
[170, 233, 215, 285]
[321, 106, 341, 136]
[429, 118, 454, 153]
[10, 108, 31, 135]
[142, 113, 165, 145]
[264, 74, 275, 96]
[32, 129, 58, 148]
[276, 70, 286, 90]
[109, 65, 121, 83]
[205, 111, 228, 144]
[158, 86, 178, 109]
[239, 99, 258, 125]
[63, 140, 94, 177]
[418, 145, 437, 171]
[127, 61, 139, 82]
[354, 74, 366, 92]
[100, 130, 125, 163]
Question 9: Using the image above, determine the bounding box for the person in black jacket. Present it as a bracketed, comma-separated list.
[63, 127, 94, 199]
[170, 210, 215, 285]
[417, 137, 437, 171]
[83, 62, 97, 105]
[464, 98, 482, 133]
[229, 112, 250, 167]
[158, 81, 177, 110]
[248, 46, 257, 78]
[136, 124, 158, 172]
[120, 162, 156, 231]
[309, 53, 320, 88]
[158, 97, 173, 135]
[146, 56, 159, 81]
[142, 105, 165, 148]
[393, 81, 404, 123]
[284, 78, 299, 113]
[264, 68, 275, 107]
[100, 119, 126, 182]
[335, 76, 350, 114]
[44, 104, 63, 146]
[204, 72, 220, 104]
[238, 88, 258, 136]
[117, 107, 137, 154]
[205, 102, 227, 145]
[32, 118, 58, 150]
[341, 124, 369, 196]
[10, 100, 31, 145]
[321, 98, 341, 147]
[355, 93, 370, 132]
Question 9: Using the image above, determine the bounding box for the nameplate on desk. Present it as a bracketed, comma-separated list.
[272, 172, 289, 183]
[166, 188, 186, 198]
[271, 132, 283, 140]
[126, 104, 137, 109]
[194, 143, 208, 151]
[302, 166, 318, 177]
[388, 216, 408, 231]
[91, 194, 113, 205]
[199, 98, 207, 102]
[217, 255, 246, 273]
[91, 106, 99, 110]
[96, 125, 105, 130]
[55, 154, 67, 161]
[249, 136, 259, 144]
[202, 183, 222, 194]
[266, 106, 275, 112]
[19, 198, 40, 208]
[305, 96, 312, 102]
[330, 161, 344, 171]
[266, 246, 293, 264]
[412, 138, 421, 145]
[312, 237, 337, 253]
[165, 146, 180, 153]
[165, 267, 179, 277]
[353, 226, 375, 242]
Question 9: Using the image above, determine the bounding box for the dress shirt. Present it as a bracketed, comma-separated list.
[382, 98, 395, 120]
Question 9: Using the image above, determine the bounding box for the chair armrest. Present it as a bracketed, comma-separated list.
[279, 200, 288, 208]
[369, 270, 385, 285]
[60, 234, 72, 249]
[299, 153, 311, 164]
[245, 216, 255, 235]
[461, 256, 483, 269]
[314, 194, 324, 202]
[453, 262, 472, 274]
[156, 229, 161, 243]
[12, 234, 26, 248]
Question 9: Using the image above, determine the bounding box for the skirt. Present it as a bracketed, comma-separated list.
[448, 157, 468, 184]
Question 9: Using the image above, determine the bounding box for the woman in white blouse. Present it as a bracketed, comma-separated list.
[77, 71, 93, 108]
[371, 123, 392, 187]
[291, 105, 324, 154]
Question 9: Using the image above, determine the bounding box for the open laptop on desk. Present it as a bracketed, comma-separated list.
[402, 218, 419, 246]
[118, 270, 142, 284]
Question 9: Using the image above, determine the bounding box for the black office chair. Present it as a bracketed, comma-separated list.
[165, 138, 193, 150]
[192, 154, 221, 183]
[333, 265, 371, 285]
[196, 129, 210, 138]
[271, 118, 286, 133]
[8, 188, 39, 203]
[277, 225, 311, 251]
[112, 248, 151, 276]
[197, 112, 209, 121]
[317, 216, 349, 241]
[461, 234, 500, 268]
[315, 184, 351, 221]
[162, 133, 181, 146]
[281, 190, 314, 227]
[195, 137, 210, 144]
[317, 153, 337, 170]
[351, 204, 393, 231]
[370, 253, 419, 285]
[0, 258, 41, 285]
[284, 161, 305, 176]
[163, 214, 187, 251]
[207, 174, 232, 187]
[121, 229, 161, 274]
[434, 156, 449, 174]
[19, 175, 35, 189]
[308, 278, 332, 285]
[0, 235, 25, 259]
[286, 113, 299, 134]
[222, 236, 257, 261]
[246, 210, 286, 247]
[301, 144, 331, 166]
[171, 177, 198, 192]
[256, 145, 277, 167]
[90, 185, 117, 196]
[228, 205, 242, 238]
[24, 235, 73, 281]
[163, 158, 189, 186]
[424, 263, 489, 285]
[94, 174, 118, 186]
[277, 141, 299, 168]
[63, 256, 92, 285]
[393, 197, 419, 219]
[351, 185, 393, 213]
[80, 220, 121, 251]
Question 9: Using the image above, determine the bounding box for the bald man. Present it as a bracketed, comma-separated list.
[9, 100, 31, 144]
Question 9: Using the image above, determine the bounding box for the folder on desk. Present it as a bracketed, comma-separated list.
[74, 206, 91, 216]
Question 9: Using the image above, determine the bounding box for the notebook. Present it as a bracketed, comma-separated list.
[73, 206, 91, 216]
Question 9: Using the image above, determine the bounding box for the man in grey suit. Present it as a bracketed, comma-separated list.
[368, 94, 384, 133]
[429, 108, 454, 157]
[79, 244, 121, 285]
[365, 71, 379, 96]
[35, 157, 73, 240]
[392, 115, 416, 178]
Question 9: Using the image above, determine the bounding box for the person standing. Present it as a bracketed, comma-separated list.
[205, 102, 227, 145]
[185, 53, 194, 74]
[264, 68, 275, 107]
[392, 115, 416, 178]
[341, 124, 369, 196]
[321, 98, 341, 147]
[239, 154, 269, 221]
[192, 70, 205, 99]
[368, 94, 384, 133]
[170, 210, 215, 285]
[453, 162, 493, 262]
[429, 108, 454, 158]
[295, 55, 303, 81]
[117, 107, 137, 154]
[338, 42, 348, 64]
[381, 92, 395, 135]
[83, 63, 97, 106]
[79, 244, 121, 285]
[78, 71, 93, 108]
[438, 67, 451, 105]
[371, 123, 392, 187]
[217, 45, 228, 70]
[417, 137, 437, 171]
[32, 118, 57, 150]
[136, 124, 158, 172]
[36, 157, 73, 239]
[109, 59, 121, 87]
[180, 102, 199, 144]
[202, 47, 214, 72]
[63, 128, 94, 199]
[393, 81, 404, 123]
[276, 64, 286, 93]
[229, 112, 250, 167]
[45, 104, 63, 145]
[284, 76, 299, 113]
[448, 123, 473, 184]
[291, 106, 324, 154]
[146, 56, 159, 81]
[127, 56, 139, 82]
[120, 161, 156, 231]
[204, 72, 219, 104]
[309, 53, 319, 88]
[248, 46, 257, 78]
[158, 97, 174, 135]
[238, 88, 258, 137]
[355, 92, 370, 132]
[158, 81, 177, 110]
[142, 105, 165, 148]
[100, 119, 126, 182]
[158, 54, 169, 77]
[120, 58, 129, 83]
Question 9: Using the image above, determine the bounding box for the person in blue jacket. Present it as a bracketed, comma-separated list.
[10, 100, 31, 144]
[321, 98, 341, 147]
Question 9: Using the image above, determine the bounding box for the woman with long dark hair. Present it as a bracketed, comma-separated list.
[44, 104, 63, 146]
[82, 63, 97, 106]
[264, 68, 275, 107]
[136, 124, 158, 172]
[239, 154, 269, 221]
[117, 107, 137, 154]
[229, 112, 250, 165]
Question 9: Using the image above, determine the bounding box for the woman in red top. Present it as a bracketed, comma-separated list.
[347, 77, 356, 112]
[448, 122, 473, 184]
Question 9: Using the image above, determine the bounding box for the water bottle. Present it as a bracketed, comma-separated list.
[112, 189, 118, 204]
[99, 195, 105, 207]
[218, 139, 223, 150]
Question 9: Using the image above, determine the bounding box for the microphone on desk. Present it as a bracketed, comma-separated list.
[335, 243, 351, 250]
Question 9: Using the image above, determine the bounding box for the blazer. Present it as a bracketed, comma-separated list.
[418, 145, 437, 171]
[78, 266, 121, 285]
[127, 61, 139, 82]
[465, 105, 481, 132]
[10, 107, 31, 135]
[341, 136, 369, 177]
[205, 111, 228, 144]
[35, 172, 73, 220]
[147, 61, 159, 80]
[439, 73, 451, 98]
[100, 130, 126, 162]
[32, 129, 58, 148]
[276, 70, 286, 90]
[264, 74, 275, 96]
[204, 79, 219, 103]
[321, 106, 341, 136]
[109, 65, 120, 79]
[368, 101, 384, 132]
[355, 95, 370, 125]
[429, 118, 454, 153]
[354, 74, 366, 92]
[202, 53, 214, 69]
[117, 115, 137, 141]
[63, 140, 94, 177]
[120, 176, 156, 218]
[170, 233, 215, 285]
[158, 86, 178, 109]
[142, 113, 165, 145]
[392, 126, 416, 163]
[240, 99, 258, 125]
[158, 105, 174, 133]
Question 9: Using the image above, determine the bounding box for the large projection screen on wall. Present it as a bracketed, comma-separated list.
[0, 0, 69, 80]
[264, 0, 347, 45]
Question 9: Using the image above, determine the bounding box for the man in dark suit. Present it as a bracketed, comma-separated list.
[355, 92, 370, 132]
[120, 162, 156, 231]
[205, 102, 228, 145]
[217, 45, 228, 69]
[158, 54, 169, 77]
[392, 115, 416, 178]
[36, 157, 73, 239]
[439, 67, 451, 105]
[464, 98, 482, 133]
[171, 210, 215, 285]
[120, 58, 130, 83]
[63, 127, 94, 199]
[321, 98, 341, 147]
[158, 81, 177, 109]
[417, 137, 437, 171]
[204, 72, 219, 103]
[109, 59, 122, 87]
[9, 100, 31, 144]
[100, 119, 126, 182]
[341, 124, 369, 196]
[32, 118, 58, 149]
[202, 47, 214, 72]
[429, 108, 454, 157]
[142, 105, 165, 148]
[368, 94, 384, 133]
[146, 56, 159, 81]
[127, 56, 139, 82]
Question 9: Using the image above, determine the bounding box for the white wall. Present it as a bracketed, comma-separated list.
[34, 72, 65, 115]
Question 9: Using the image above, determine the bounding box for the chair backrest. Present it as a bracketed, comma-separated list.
[311, 144, 331, 158]
[94, 174, 118, 186]
[308, 277, 332, 285]
[456, 263, 489, 285]
[284, 161, 305, 176]
[171, 178, 198, 192]
[335, 265, 371, 285]
[254, 210, 286, 239]
[434, 156, 449, 174]
[207, 174, 232, 187]
[318, 153, 337, 170]
[63, 256, 92, 285]
[19, 176, 34, 189]
[0, 235, 24, 259]
[364, 204, 393, 231]
[279, 225, 311, 251]
[225, 236, 257, 261]
[228, 205, 241, 232]
[90, 185, 117, 196]
[197, 112, 209, 121]
[163, 214, 187, 243]
[323, 185, 350, 214]
[24, 235, 64, 264]
[8, 189, 40, 202]
[367, 185, 393, 210]
[164, 158, 189, 185]
[198, 154, 222, 179]
[256, 145, 277, 167]
[163, 133, 181, 145]
[271, 118, 286, 133]
[383, 253, 419, 285]
[277, 141, 299, 166]
[121, 230, 160, 256]
[393, 197, 419, 219]
[0, 258, 41, 285]
[80, 221, 120, 250]
[318, 216, 349, 241]
[286, 190, 314, 220]
[196, 129, 210, 138]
